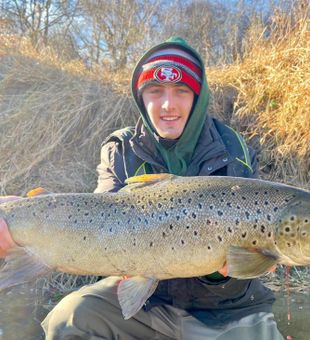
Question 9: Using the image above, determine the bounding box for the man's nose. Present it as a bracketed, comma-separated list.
[162, 91, 176, 111]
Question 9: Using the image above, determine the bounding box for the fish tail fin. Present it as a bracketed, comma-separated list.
[0, 247, 50, 290]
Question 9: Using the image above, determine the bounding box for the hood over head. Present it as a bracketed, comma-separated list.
[131, 36, 210, 175]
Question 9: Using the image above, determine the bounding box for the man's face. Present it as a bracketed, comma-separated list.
[142, 83, 194, 140]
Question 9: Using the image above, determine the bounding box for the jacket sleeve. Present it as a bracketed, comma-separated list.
[249, 146, 259, 178]
[94, 142, 126, 193]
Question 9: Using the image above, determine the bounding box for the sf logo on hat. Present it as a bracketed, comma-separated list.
[154, 66, 182, 83]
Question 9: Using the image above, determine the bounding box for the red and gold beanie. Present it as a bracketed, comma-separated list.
[135, 47, 202, 95]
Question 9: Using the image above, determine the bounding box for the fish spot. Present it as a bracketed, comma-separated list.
[186, 225, 190, 229]
[162, 232, 167, 238]
[199, 194, 204, 198]
[183, 209, 188, 215]
[188, 198, 192, 203]
[74, 219, 77, 224]
[32, 212, 36, 217]
[220, 199, 224, 203]
[141, 205, 145, 210]
[242, 232, 247, 238]
[183, 189, 188, 193]
[254, 201, 258, 205]
[194, 230, 198, 236]
[301, 231, 307, 236]
[256, 209, 262, 214]
[242, 196, 246, 200]
[252, 240, 257, 245]
[68, 215, 72, 219]
[164, 211, 169, 217]
[145, 219, 149, 225]
[227, 202, 232, 208]
[268, 232, 272, 238]
[171, 247, 175, 250]
[181, 240, 185, 245]
[235, 219, 240, 225]
[245, 211, 250, 219]
[304, 219, 308, 223]
[285, 226, 291, 232]
[217, 235, 223, 242]
[176, 215, 180, 221]
[287, 242, 291, 247]
[84, 212, 89, 216]
[150, 242, 153, 247]
[170, 197, 174, 202]
[159, 216, 162, 221]
[158, 203, 162, 208]
[169, 224, 174, 230]
[207, 219, 211, 225]
[290, 216, 295, 221]
[109, 227, 113, 233]
[83, 236, 87, 240]
[267, 214, 272, 221]
[89, 219, 93, 223]
[261, 225, 266, 233]
[209, 205, 214, 210]
[211, 194, 216, 198]
[208, 246, 211, 250]
[218, 210, 223, 216]
[237, 205, 241, 210]
[264, 201, 269, 206]
[227, 227, 233, 233]
[198, 203, 202, 209]
[222, 192, 226, 196]
[192, 213, 197, 219]
[10, 213, 15, 218]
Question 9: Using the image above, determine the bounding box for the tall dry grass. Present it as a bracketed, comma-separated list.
[207, 4, 310, 188]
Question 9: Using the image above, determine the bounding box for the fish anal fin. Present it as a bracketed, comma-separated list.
[0, 247, 51, 290]
[117, 276, 159, 319]
[227, 246, 278, 279]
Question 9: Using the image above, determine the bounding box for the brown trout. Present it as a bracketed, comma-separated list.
[0, 174, 309, 319]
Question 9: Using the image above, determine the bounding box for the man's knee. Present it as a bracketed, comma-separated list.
[42, 289, 114, 339]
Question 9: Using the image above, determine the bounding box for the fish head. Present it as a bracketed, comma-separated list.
[275, 195, 310, 266]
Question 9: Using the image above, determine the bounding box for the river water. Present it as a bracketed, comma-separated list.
[0, 281, 309, 339]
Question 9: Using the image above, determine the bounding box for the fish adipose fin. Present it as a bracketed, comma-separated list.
[117, 276, 159, 320]
[227, 246, 278, 279]
[0, 247, 50, 290]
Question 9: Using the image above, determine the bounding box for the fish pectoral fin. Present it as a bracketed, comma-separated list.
[117, 276, 159, 320]
[227, 246, 279, 279]
[0, 247, 51, 290]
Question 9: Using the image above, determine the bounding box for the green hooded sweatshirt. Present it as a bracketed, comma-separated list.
[131, 36, 209, 176]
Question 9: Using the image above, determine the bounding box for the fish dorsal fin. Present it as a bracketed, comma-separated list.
[227, 246, 279, 279]
[26, 187, 49, 197]
[125, 173, 174, 185]
[121, 174, 175, 192]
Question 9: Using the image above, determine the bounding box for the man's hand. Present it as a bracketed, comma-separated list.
[0, 196, 21, 258]
[219, 262, 277, 278]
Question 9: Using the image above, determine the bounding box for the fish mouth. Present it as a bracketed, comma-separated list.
[276, 197, 310, 265]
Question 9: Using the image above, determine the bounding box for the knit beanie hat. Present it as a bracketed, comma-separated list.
[135, 47, 202, 95]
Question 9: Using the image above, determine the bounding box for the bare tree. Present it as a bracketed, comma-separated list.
[1, 0, 80, 49]
[78, 0, 162, 69]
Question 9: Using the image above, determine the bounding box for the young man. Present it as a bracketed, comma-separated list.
[2, 37, 284, 339]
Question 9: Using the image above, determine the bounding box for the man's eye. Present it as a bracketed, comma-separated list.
[178, 88, 190, 93]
